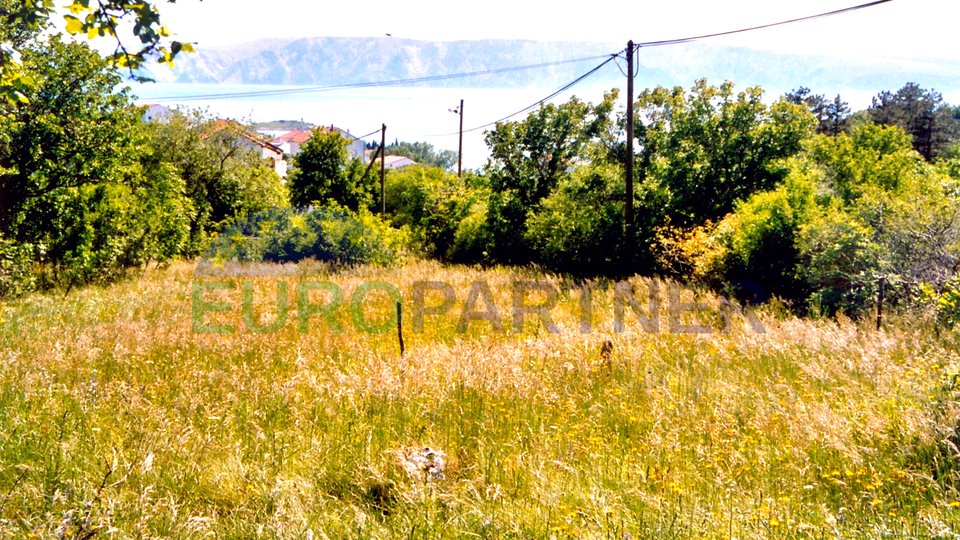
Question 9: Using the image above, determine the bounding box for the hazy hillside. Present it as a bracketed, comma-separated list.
[146, 38, 629, 87]
[141, 37, 960, 99]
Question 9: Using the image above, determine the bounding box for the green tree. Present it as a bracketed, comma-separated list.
[142, 111, 288, 250]
[525, 161, 625, 274]
[635, 80, 817, 230]
[383, 165, 483, 259]
[801, 124, 960, 314]
[381, 141, 458, 171]
[0, 36, 192, 293]
[784, 87, 850, 136]
[0, 35, 133, 236]
[686, 165, 817, 304]
[482, 92, 617, 263]
[289, 129, 372, 211]
[868, 82, 959, 161]
[683, 123, 960, 315]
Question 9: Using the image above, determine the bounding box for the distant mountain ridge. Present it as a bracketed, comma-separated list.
[146, 38, 623, 87]
[142, 37, 960, 100]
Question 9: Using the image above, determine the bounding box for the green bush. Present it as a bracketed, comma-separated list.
[205, 207, 409, 268]
[383, 165, 478, 259]
[525, 162, 624, 274]
[797, 206, 884, 316]
[0, 237, 36, 298]
[674, 123, 960, 317]
[312, 207, 409, 265]
[448, 199, 492, 264]
[919, 275, 960, 328]
[288, 130, 372, 211]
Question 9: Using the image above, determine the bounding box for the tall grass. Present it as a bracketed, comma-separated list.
[0, 260, 958, 538]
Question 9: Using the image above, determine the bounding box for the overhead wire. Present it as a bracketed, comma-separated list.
[148, 0, 893, 140]
[632, 0, 893, 50]
[437, 0, 893, 136]
[427, 52, 621, 137]
[353, 127, 383, 140]
[146, 54, 614, 102]
[612, 53, 629, 78]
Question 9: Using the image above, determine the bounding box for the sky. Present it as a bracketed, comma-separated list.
[155, 0, 958, 61]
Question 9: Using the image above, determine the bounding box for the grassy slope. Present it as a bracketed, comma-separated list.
[0, 260, 959, 538]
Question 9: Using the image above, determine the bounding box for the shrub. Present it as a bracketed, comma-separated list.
[655, 165, 816, 305]
[0, 237, 36, 298]
[447, 200, 491, 264]
[205, 207, 409, 268]
[525, 163, 624, 274]
[383, 166, 476, 259]
[918, 275, 960, 328]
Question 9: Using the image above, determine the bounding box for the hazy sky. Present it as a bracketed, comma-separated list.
[156, 0, 955, 61]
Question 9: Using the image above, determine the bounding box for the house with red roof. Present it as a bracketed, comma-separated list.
[269, 126, 367, 163]
[205, 119, 288, 178]
[269, 130, 313, 157]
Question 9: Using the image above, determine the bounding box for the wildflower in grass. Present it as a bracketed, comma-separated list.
[667, 480, 683, 495]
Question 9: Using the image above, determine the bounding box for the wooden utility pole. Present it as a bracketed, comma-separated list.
[457, 99, 464, 178]
[380, 123, 386, 215]
[396, 301, 405, 356]
[625, 40, 635, 235]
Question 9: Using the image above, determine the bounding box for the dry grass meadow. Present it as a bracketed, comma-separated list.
[1, 260, 960, 538]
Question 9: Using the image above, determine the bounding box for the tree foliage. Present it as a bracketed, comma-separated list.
[0, 37, 287, 296]
[143, 112, 287, 248]
[289, 130, 372, 211]
[205, 207, 409, 267]
[481, 92, 617, 263]
[0, 0, 196, 102]
[869, 82, 960, 161]
[0, 35, 134, 237]
[382, 165, 478, 259]
[0, 37, 193, 293]
[784, 86, 850, 136]
[381, 141, 458, 171]
[669, 123, 960, 315]
[635, 80, 817, 229]
[525, 162, 625, 274]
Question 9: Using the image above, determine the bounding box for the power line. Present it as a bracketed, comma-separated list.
[431, 0, 892, 136]
[353, 127, 382, 140]
[427, 52, 621, 137]
[146, 54, 613, 102]
[633, 0, 893, 49]
[612, 53, 629, 78]
[150, 0, 892, 144]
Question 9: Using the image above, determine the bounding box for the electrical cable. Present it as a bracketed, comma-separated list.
[612, 53, 629, 78]
[426, 52, 621, 137]
[632, 0, 893, 50]
[441, 0, 893, 135]
[353, 127, 382, 140]
[149, 0, 893, 142]
[146, 54, 614, 102]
